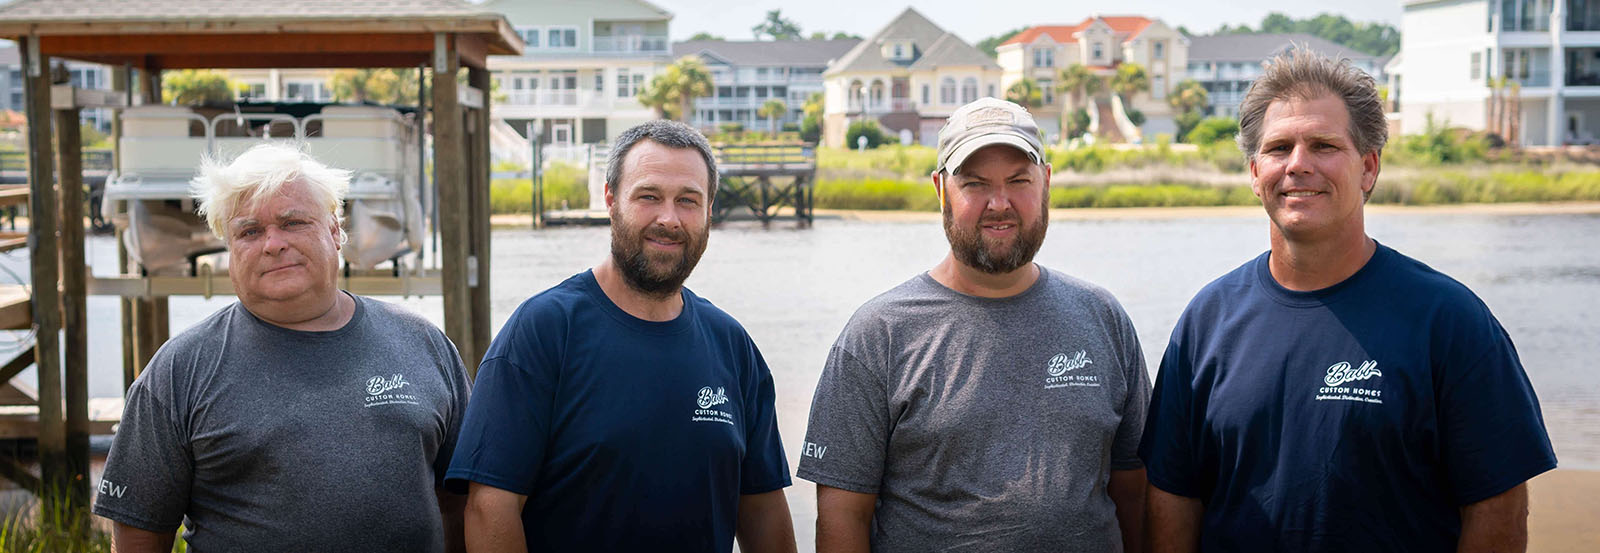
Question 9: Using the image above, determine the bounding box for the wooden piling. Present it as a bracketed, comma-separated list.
[432, 33, 477, 370]
[467, 65, 492, 375]
[21, 36, 65, 500]
[53, 84, 91, 509]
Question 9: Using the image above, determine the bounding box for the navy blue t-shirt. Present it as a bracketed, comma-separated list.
[445, 270, 792, 552]
[1140, 243, 1556, 552]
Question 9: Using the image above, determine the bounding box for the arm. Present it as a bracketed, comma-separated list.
[463, 482, 528, 553]
[736, 489, 797, 553]
[1457, 483, 1529, 553]
[112, 522, 176, 553]
[1109, 468, 1146, 553]
[438, 486, 467, 553]
[1146, 485, 1203, 553]
[815, 485, 877, 553]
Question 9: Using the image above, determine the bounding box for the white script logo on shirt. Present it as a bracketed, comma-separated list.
[1045, 350, 1100, 389]
[1315, 360, 1384, 404]
[691, 386, 734, 425]
[364, 373, 420, 408]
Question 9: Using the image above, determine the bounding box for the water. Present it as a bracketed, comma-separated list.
[7, 208, 1599, 548]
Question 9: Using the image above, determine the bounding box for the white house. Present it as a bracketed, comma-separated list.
[674, 38, 860, 134]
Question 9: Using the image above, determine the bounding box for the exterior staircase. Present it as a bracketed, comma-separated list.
[1093, 96, 1126, 143]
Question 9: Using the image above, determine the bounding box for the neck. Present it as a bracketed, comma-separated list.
[243, 289, 355, 331]
[1267, 227, 1377, 292]
[593, 258, 684, 322]
[929, 255, 1040, 298]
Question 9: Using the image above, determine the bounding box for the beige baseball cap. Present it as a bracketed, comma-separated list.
[935, 97, 1044, 175]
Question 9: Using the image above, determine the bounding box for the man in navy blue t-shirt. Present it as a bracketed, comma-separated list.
[446, 121, 795, 552]
[1140, 50, 1557, 552]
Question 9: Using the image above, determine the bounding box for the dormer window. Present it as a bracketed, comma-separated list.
[894, 43, 905, 59]
[1092, 42, 1104, 61]
[883, 40, 914, 61]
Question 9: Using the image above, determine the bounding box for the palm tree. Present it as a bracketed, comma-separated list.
[1004, 78, 1043, 110]
[1109, 63, 1150, 107]
[758, 99, 788, 137]
[1168, 79, 1208, 115]
[637, 55, 714, 122]
[1057, 64, 1104, 142]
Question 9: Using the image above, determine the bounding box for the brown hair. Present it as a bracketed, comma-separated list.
[1236, 47, 1388, 162]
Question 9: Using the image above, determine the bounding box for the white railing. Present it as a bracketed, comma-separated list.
[592, 35, 670, 54]
[848, 98, 916, 113]
[1111, 94, 1143, 144]
[503, 90, 610, 108]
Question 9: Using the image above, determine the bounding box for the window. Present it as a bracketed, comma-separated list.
[1154, 41, 1165, 60]
[617, 69, 644, 98]
[961, 77, 978, 103]
[893, 44, 905, 59]
[1152, 75, 1165, 99]
[1092, 42, 1104, 60]
[595, 73, 605, 94]
[940, 77, 957, 104]
[1034, 48, 1054, 67]
[1471, 51, 1483, 79]
[987, 84, 996, 98]
[547, 27, 577, 49]
[239, 83, 268, 101]
[1039, 79, 1054, 104]
[922, 84, 930, 105]
[516, 27, 540, 47]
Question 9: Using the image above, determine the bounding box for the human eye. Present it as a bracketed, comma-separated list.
[677, 196, 700, 206]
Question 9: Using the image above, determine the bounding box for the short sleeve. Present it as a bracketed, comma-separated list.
[795, 345, 889, 494]
[431, 334, 473, 488]
[443, 349, 559, 496]
[1437, 317, 1557, 505]
[1110, 310, 1150, 471]
[1139, 337, 1203, 498]
[92, 355, 193, 533]
[738, 342, 792, 495]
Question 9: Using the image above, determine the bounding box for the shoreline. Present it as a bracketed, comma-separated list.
[488, 201, 1600, 227]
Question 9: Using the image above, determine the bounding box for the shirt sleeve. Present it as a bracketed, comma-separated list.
[443, 311, 562, 496]
[739, 341, 792, 495]
[92, 354, 193, 533]
[1139, 336, 1203, 498]
[795, 345, 889, 494]
[1436, 314, 1557, 505]
[1110, 309, 1150, 471]
[431, 333, 473, 489]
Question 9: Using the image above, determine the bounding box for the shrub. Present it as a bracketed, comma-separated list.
[489, 161, 589, 213]
[845, 120, 889, 149]
[799, 115, 822, 143]
[1188, 116, 1239, 146]
[1125, 108, 1146, 126]
[718, 122, 744, 134]
[1385, 113, 1489, 166]
[1174, 109, 1204, 143]
[814, 178, 939, 211]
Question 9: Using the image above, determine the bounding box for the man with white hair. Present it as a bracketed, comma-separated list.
[93, 143, 471, 553]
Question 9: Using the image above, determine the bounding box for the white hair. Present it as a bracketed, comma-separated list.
[191, 142, 351, 243]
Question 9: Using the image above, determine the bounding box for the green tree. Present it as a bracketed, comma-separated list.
[1056, 64, 1104, 143]
[161, 69, 244, 105]
[1109, 63, 1150, 106]
[758, 99, 787, 137]
[688, 31, 723, 41]
[975, 26, 1028, 58]
[800, 92, 824, 143]
[638, 56, 714, 122]
[751, 9, 803, 40]
[1213, 12, 1399, 57]
[1168, 79, 1209, 114]
[1174, 109, 1204, 143]
[328, 69, 419, 105]
[1188, 116, 1240, 145]
[846, 119, 888, 149]
[1004, 78, 1043, 110]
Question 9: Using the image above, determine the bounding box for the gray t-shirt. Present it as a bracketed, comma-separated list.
[797, 268, 1149, 552]
[93, 294, 471, 552]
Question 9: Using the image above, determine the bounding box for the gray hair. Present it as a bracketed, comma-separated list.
[191, 142, 351, 243]
[606, 120, 719, 200]
[1237, 48, 1388, 162]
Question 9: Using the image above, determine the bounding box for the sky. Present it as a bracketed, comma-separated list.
[647, 0, 1405, 43]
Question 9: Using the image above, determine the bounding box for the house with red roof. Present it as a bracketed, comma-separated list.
[995, 16, 1187, 143]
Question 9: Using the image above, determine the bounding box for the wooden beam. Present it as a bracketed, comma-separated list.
[0, 454, 41, 496]
[148, 52, 433, 70]
[432, 33, 476, 369]
[50, 85, 126, 110]
[21, 36, 66, 505]
[468, 65, 492, 376]
[0, 349, 32, 386]
[54, 99, 91, 510]
[3, 18, 513, 44]
[42, 33, 434, 57]
[0, 284, 29, 330]
[112, 65, 134, 391]
[457, 34, 489, 70]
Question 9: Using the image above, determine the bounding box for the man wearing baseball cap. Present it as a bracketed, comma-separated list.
[797, 98, 1151, 552]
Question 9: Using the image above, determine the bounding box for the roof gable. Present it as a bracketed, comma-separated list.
[827, 7, 997, 75]
[671, 38, 861, 66]
[1001, 16, 1156, 47]
[1187, 33, 1381, 63]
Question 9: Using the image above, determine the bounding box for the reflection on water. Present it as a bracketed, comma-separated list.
[9, 210, 1598, 549]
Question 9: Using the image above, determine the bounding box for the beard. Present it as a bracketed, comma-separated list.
[609, 210, 710, 298]
[942, 192, 1049, 274]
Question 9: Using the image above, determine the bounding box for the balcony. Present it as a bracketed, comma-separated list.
[592, 35, 669, 55]
[847, 98, 917, 114]
[503, 90, 610, 108]
[1510, 71, 1552, 87]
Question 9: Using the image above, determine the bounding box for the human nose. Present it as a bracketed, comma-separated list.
[985, 185, 1014, 212]
[1285, 142, 1314, 175]
[261, 225, 289, 255]
[654, 203, 682, 230]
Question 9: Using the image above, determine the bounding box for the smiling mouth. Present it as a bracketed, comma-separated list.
[1284, 191, 1322, 198]
[262, 264, 302, 275]
[645, 237, 683, 248]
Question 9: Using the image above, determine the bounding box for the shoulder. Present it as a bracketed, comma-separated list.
[683, 288, 758, 345]
[356, 295, 446, 337]
[1379, 246, 1486, 309]
[1040, 267, 1130, 317]
[845, 274, 940, 328]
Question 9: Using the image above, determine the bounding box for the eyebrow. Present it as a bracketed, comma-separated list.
[958, 168, 1034, 181]
[229, 209, 317, 229]
[631, 184, 704, 197]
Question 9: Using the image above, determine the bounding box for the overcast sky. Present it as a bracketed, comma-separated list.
[648, 0, 1405, 43]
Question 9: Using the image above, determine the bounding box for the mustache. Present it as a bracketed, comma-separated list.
[642, 225, 690, 243]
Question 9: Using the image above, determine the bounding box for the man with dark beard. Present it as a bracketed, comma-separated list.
[798, 98, 1150, 553]
[445, 121, 796, 553]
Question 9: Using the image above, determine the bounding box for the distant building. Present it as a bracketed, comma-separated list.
[822, 7, 1003, 147]
[1186, 33, 1387, 118]
[481, 0, 673, 150]
[0, 47, 113, 132]
[1399, 0, 1600, 146]
[996, 16, 1188, 140]
[673, 38, 860, 134]
[226, 68, 337, 103]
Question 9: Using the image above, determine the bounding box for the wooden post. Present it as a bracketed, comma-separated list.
[112, 65, 134, 390]
[432, 34, 477, 369]
[130, 67, 168, 376]
[467, 65, 492, 374]
[21, 36, 67, 502]
[53, 75, 92, 510]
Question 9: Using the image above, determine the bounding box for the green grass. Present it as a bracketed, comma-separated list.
[814, 178, 940, 211]
[489, 161, 589, 214]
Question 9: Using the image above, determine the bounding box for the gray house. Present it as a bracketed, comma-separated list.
[1185, 33, 1388, 117]
[673, 38, 859, 133]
